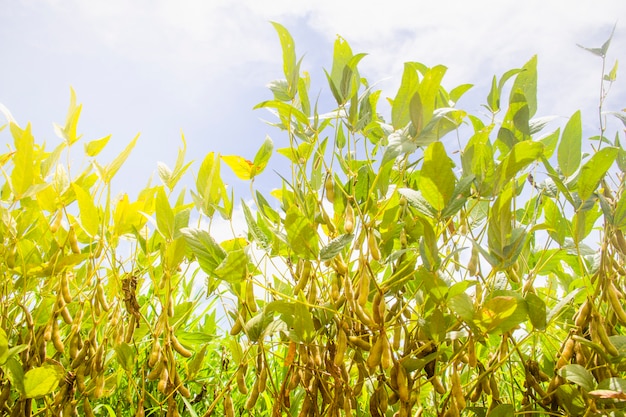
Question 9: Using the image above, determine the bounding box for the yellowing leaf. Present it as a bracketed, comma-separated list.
[85, 134, 111, 157]
[222, 155, 255, 180]
[24, 365, 63, 398]
[72, 183, 100, 236]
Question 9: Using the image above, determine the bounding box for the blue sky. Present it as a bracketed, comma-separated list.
[1, 0, 625, 201]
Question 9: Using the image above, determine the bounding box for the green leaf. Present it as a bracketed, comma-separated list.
[559, 364, 596, 392]
[114, 343, 136, 372]
[417, 65, 447, 126]
[392, 63, 420, 129]
[487, 75, 499, 112]
[271, 22, 297, 96]
[72, 183, 100, 236]
[285, 204, 318, 259]
[577, 147, 618, 201]
[213, 247, 248, 284]
[23, 365, 64, 398]
[196, 152, 223, 217]
[85, 134, 111, 157]
[409, 91, 423, 135]
[104, 133, 140, 183]
[577, 23, 616, 58]
[11, 122, 35, 198]
[155, 187, 175, 240]
[477, 295, 527, 333]
[494, 140, 543, 193]
[525, 292, 547, 330]
[604, 59, 618, 82]
[0, 329, 8, 365]
[252, 136, 273, 176]
[614, 192, 626, 229]
[181, 228, 227, 276]
[418, 141, 455, 211]
[320, 234, 354, 261]
[242, 200, 270, 249]
[558, 111, 582, 177]
[487, 404, 514, 417]
[510, 56, 537, 118]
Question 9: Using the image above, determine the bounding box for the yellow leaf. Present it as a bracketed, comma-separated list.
[222, 155, 255, 180]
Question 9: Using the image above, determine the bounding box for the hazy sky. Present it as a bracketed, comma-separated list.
[1, 0, 625, 200]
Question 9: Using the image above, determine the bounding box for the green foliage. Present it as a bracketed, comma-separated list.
[0, 22, 625, 417]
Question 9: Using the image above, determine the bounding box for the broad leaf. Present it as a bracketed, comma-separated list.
[558, 110, 582, 177]
[577, 146, 618, 201]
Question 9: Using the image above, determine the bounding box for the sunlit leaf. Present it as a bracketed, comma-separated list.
[558, 111, 582, 177]
[85, 134, 111, 157]
[559, 364, 596, 392]
[23, 365, 64, 399]
[577, 146, 618, 201]
[419, 141, 455, 212]
[320, 233, 353, 261]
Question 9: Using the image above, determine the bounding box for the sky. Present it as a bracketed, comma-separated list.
[1, 0, 625, 204]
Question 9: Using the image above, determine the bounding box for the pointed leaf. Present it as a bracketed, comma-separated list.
[577, 147, 618, 201]
[418, 141, 455, 211]
[558, 111, 582, 177]
[559, 364, 596, 392]
[72, 183, 100, 236]
[320, 234, 354, 261]
[104, 133, 139, 183]
[85, 134, 111, 157]
[271, 22, 297, 94]
[252, 136, 273, 176]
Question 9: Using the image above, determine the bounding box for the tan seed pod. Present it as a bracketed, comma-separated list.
[372, 291, 384, 327]
[76, 364, 87, 393]
[147, 357, 165, 381]
[157, 367, 169, 394]
[344, 203, 355, 234]
[52, 320, 64, 353]
[556, 337, 575, 369]
[246, 279, 258, 313]
[95, 283, 110, 312]
[173, 371, 190, 398]
[469, 382, 482, 402]
[451, 369, 466, 410]
[50, 209, 63, 233]
[396, 363, 409, 402]
[367, 335, 383, 371]
[224, 391, 235, 417]
[334, 327, 348, 366]
[244, 379, 260, 410]
[381, 334, 392, 370]
[368, 229, 381, 261]
[68, 226, 80, 254]
[489, 374, 500, 401]
[124, 315, 136, 343]
[431, 376, 446, 395]
[236, 366, 248, 394]
[606, 281, 626, 325]
[357, 267, 371, 307]
[170, 333, 192, 358]
[148, 340, 161, 368]
[258, 365, 268, 393]
[94, 372, 105, 399]
[324, 174, 335, 204]
[60, 305, 73, 325]
[83, 398, 95, 417]
[574, 298, 592, 329]
[61, 274, 72, 304]
[348, 335, 371, 351]
[591, 312, 619, 356]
